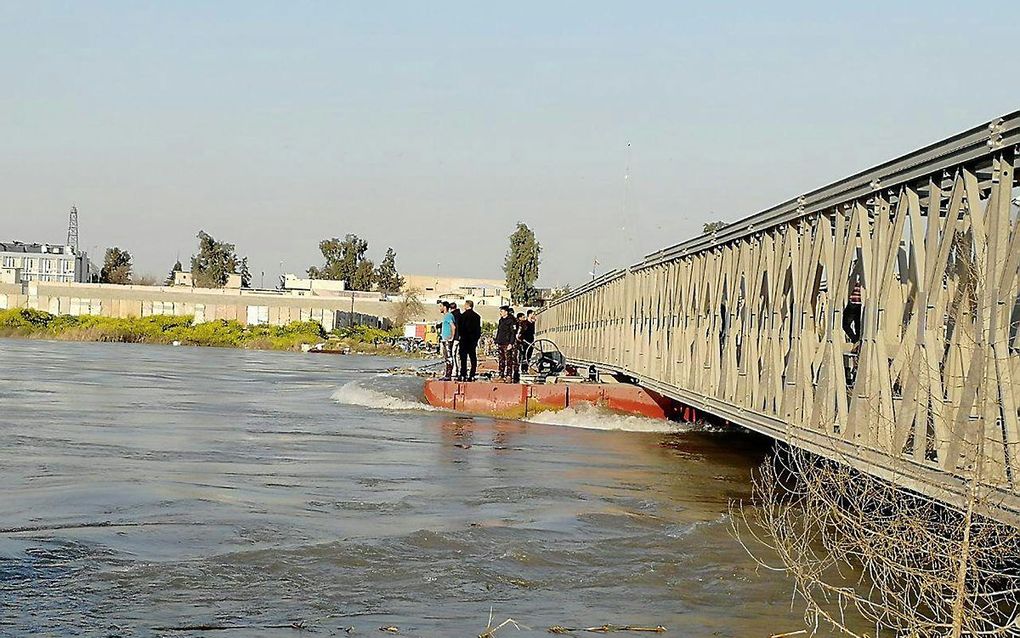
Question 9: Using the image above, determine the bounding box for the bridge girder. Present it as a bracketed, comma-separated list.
[540, 112, 1020, 525]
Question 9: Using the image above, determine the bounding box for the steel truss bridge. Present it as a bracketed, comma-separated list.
[538, 112, 1020, 524]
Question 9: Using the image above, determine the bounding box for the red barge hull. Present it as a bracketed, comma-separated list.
[423, 380, 698, 422]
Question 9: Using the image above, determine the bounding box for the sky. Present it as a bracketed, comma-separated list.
[2, 1, 1019, 288]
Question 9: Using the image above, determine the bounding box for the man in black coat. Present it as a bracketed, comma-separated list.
[494, 305, 519, 382]
[518, 309, 536, 375]
[457, 300, 483, 381]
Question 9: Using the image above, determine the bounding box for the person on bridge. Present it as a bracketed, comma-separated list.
[495, 305, 519, 382]
[843, 277, 864, 347]
[457, 300, 482, 381]
[439, 301, 457, 381]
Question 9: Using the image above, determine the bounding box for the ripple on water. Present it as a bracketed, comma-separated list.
[0, 341, 824, 637]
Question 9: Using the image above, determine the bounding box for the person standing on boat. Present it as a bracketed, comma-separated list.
[458, 300, 482, 381]
[494, 306, 519, 382]
[450, 302, 462, 380]
[439, 301, 457, 381]
[517, 310, 535, 375]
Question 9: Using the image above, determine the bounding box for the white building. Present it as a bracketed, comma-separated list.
[282, 274, 347, 296]
[0, 242, 93, 284]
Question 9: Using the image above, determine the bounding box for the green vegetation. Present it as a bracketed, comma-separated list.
[0, 308, 425, 357]
[374, 247, 404, 293]
[308, 234, 370, 286]
[191, 230, 250, 288]
[100, 247, 133, 284]
[0, 308, 325, 351]
[164, 259, 183, 286]
[703, 220, 727, 234]
[504, 222, 542, 305]
[307, 234, 405, 292]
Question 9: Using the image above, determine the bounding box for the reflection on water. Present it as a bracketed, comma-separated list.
[1, 339, 813, 636]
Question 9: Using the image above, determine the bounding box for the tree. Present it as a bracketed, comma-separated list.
[133, 274, 158, 286]
[99, 247, 133, 284]
[190, 230, 246, 288]
[393, 286, 425, 327]
[308, 234, 369, 285]
[164, 259, 183, 286]
[703, 220, 727, 234]
[374, 247, 405, 293]
[351, 258, 375, 291]
[548, 284, 572, 302]
[504, 222, 542, 306]
[238, 257, 252, 289]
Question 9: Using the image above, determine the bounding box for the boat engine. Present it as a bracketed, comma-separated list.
[526, 338, 567, 376]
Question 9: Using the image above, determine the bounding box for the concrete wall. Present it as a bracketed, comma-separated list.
[0, 281, 504, 328]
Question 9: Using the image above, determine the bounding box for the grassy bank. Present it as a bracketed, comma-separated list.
[0, 308, 415, 355]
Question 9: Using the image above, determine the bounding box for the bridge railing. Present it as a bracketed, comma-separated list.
[538, 112, 1020, 523]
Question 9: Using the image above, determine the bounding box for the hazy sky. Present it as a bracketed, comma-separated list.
[3, 2, 1018, 287]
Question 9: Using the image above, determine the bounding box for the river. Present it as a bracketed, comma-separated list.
[0, 339, 817, 636]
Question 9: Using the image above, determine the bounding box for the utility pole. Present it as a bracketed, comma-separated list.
[350, 292, 355, 328]
[67, 205, 79, 252]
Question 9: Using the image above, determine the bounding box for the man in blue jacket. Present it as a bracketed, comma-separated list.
[439, 301, 457, 381]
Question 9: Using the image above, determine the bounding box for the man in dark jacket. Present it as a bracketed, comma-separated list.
[457, 300, 482, 381]
[517, 310, 536, 375]
[494, 305, 519, 382]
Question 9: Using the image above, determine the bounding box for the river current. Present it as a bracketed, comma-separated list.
[0, 339, 816, 636]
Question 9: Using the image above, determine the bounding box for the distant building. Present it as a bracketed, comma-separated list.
[172, 271, 243, 289]
[0, 242, 93, 284]
[402, 274, 510, 307]
[282, 274, 347, 296]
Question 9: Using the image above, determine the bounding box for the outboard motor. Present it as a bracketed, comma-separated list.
[526, 339, 567, 377]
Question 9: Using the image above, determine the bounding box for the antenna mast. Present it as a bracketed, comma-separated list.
[620, 142, 634, 265]
[67, 205, 79, 252]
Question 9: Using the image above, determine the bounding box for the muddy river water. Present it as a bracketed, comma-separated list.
[0, 339, 821, 636]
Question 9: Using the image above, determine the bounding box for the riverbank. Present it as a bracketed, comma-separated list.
[0, 308, 418, 356]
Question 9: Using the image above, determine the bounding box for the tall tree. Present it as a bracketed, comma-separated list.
[374, 247, 405, 293]
[190, 230, 246, 288]
[393, 286, 425, 327]
[164, 259, 183, 286]
[504, 222, 542, 305]
[99, 247, 133, 284]
[238, 257, 252, 289]
[351, 258, 375, 291]
[307, 234, 369, 285]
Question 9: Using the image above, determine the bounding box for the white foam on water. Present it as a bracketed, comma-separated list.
[525, 403, 690, 433]
[332, 378, 708, 433]
[331, 380, 437, 412]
